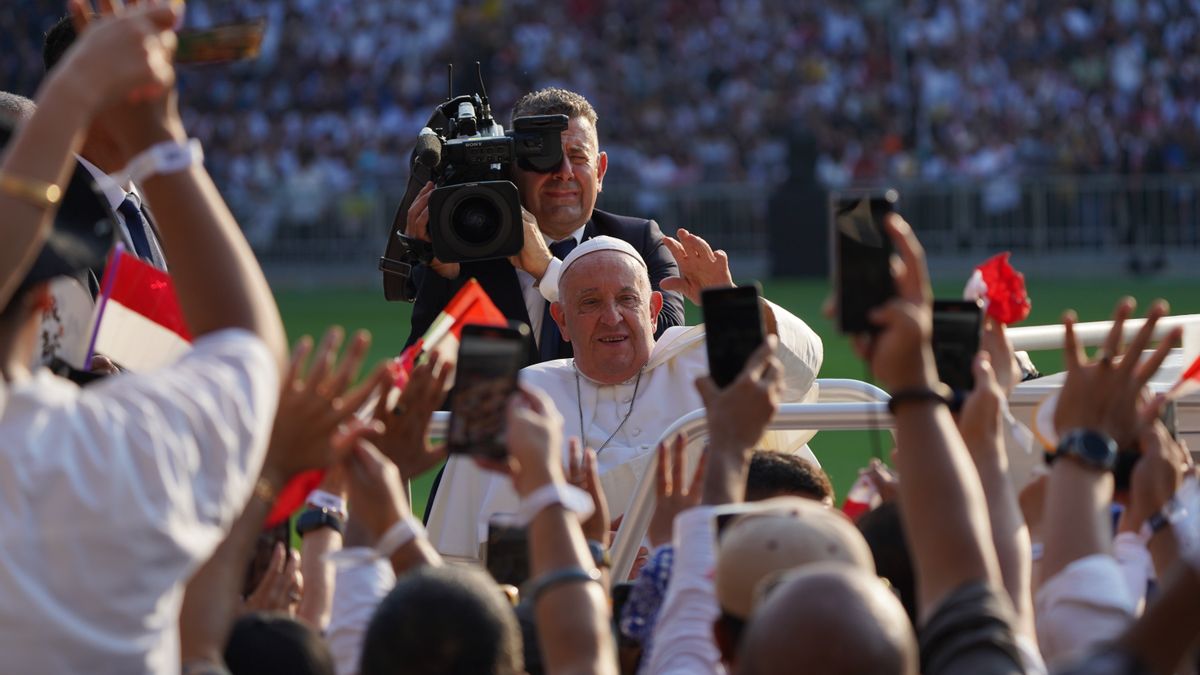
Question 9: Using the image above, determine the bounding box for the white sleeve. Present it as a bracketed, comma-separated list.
[327, 556, 397, 675]
[1112, 532, 1153, 615]
[643, 506, 725, 675]
[79, 329, 278, 556]
[763, 299, 822, 400]
[1034, 554, 1136, 669]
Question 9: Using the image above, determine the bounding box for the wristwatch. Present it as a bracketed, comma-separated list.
[296, 507, 345, 537]
[587, 539, 611, 569]
[1054, 429, 1118, 471]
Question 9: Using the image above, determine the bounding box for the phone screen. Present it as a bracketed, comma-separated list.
[702, 284, 765, 388]
[833, 191, 898, 334]
[485, 516, 530, 587]
[176, 21, 266, 65]
[931, 300, 983, 392]
[446, 323, 529, 459]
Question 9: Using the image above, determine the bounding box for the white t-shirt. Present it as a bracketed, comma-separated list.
[0, 329, 278, 674]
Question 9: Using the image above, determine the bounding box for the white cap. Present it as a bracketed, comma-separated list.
[542, 235, 647, 302]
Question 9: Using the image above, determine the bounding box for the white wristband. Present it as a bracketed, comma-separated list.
[517, 482, 594, 526]
[324, 514, 425, 569]
[305, 489, 347, 519]
[537, 257, 565, 302]
[115, 138, 204, 186]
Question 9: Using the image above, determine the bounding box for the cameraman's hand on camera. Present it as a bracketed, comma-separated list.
[406, 181, 461, 279]
[509, 207, 554, 280]
[1052, 298, 1178, 449]
[661, 228, 735, 307]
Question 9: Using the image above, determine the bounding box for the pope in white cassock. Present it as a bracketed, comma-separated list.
[427, 230, 824, 558]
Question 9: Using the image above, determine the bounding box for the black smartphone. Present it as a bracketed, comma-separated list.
[485, 516, 530, 587]
[176, 20, 266, 65]
[832, 191, 899, 334]
[702, 284, 766, 388]
[931, 300, 984, 392]
[243, 521, 291, 596]
[446, 322, 530, 459]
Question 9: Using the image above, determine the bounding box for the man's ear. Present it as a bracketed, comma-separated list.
[596, 151, 608, 192]
[549, 301, 570, 342]
[649, 290, 663, 325]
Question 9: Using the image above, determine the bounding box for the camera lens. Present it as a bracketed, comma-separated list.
[452, 195, 502, 245]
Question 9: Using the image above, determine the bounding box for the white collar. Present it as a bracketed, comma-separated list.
[76, 155, 133, 211]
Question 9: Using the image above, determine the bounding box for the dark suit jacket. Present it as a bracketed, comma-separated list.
[406, 208, 686, 365]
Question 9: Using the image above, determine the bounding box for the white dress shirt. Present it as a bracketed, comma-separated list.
[427, 300, 823, 558]
[0, 329, 278, 674]
[327, 556, 396, 675]
[643, 506, 725, 675]
[77, 156, 169, 270]
[513, 225, 585, 345]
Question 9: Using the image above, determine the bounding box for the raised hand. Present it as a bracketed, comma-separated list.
[647, 433, 706, 547]
[405, 181, 460, 280]
[264, 328, 386, 484]
[850, 215, 938, 392]
[1053, 299, 1180, 449]
[242, 543, 303, 617]
[368, 354, 453, 480]
[344, 441, 411, 542]
[661, 228, 735, 306]
[508, 207, 554, 280]
[980, 318, 1022, 397]
[566, 438, 611, 545]
[489, 385, 567, 498]
[957, 353, 1006, 460]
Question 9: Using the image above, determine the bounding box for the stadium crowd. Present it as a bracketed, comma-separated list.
[7, 0, 1200, 240]
[7, 1, 1200, 674]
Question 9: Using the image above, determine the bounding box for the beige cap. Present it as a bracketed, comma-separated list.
[715, 497, 876, 619]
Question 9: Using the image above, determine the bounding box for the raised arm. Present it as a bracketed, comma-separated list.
[0, 1, 179, 309]
[859, 215, 1003, 620]
[76, 6, 285, 365]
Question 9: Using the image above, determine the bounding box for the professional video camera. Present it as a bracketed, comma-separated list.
[380, 67, 569, 302]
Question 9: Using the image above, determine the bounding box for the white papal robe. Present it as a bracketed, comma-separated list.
[426, 299, 824, 558]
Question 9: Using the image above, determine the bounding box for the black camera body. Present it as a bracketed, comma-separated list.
[380, 89, 567, 302]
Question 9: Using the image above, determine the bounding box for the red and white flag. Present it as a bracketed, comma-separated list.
[86, 246, 192, 372]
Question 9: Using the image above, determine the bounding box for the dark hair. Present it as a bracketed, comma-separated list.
[43, 15, 78, 72]
[224, 612, 336, 675]
[510, 87, 598, 129]
[360, 566, 523, 675]
[856, 502, 917, 625]
[745, 452, 835, 504]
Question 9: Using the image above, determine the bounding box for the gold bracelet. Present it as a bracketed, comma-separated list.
[253, 475, 279, 504]
[0, 172, 62, 209]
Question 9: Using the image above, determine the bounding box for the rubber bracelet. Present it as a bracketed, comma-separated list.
[375, 515, 426, 559]
[516, 482, 594, 526]
[527, 566, 602, 605]
[886, 385, 953, 415]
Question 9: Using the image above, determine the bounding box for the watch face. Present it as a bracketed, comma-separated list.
[1064, 430, 1117, 470]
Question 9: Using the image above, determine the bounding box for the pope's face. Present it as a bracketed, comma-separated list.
[552, 252, 662, 385]
[513, 116, 607, 240]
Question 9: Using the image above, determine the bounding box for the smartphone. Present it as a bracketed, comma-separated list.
[485, 515, 530, 588]
[702, 284, 766, 388]
[832, 190, 899, 333]
[243, 521, 291, 596]
[446, 323, 530, 459]
[931, 300, 984, 392]
[176, 20, 266, 65]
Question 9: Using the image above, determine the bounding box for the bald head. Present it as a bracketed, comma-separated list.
[0, 92, 35, 123]
[736, 565, 918, 675]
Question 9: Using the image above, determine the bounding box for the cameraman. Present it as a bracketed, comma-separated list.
[403, 87, 685, 364]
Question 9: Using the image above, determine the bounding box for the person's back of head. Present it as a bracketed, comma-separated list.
[745, 451, 835, 505]
[0, 92, 35, 123]
[856, 501, 917, 625]
[712, 497, 875, 664]
[43, 15, 77, 72]
[224, 612, 335, 675]
[360, 565, 523, 675]
[736, 564, 918, 675]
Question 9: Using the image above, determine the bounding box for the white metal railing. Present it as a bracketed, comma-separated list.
[1008, 314, 1200, 352]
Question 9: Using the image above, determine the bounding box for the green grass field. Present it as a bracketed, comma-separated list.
[276, 277, 1200, 514]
